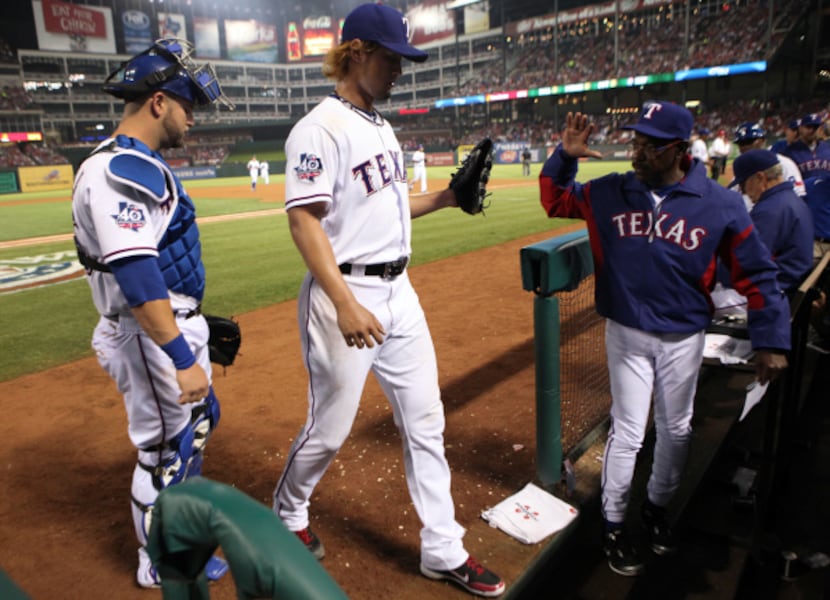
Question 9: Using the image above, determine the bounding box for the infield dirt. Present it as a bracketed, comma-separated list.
[0, 193, 587, 598]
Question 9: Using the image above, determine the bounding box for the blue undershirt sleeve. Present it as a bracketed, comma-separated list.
[109, 255, 169, 307]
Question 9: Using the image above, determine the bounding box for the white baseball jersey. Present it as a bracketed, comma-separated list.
[709, 136, 731, 159]
[247, 158, 260, 180]
[777, 152, 806, 197]
[690, 138, 709, 163]
[73, 139, 200, 318]
[284, 95, 411, 265]
[276, 94, 468, 570]
[410, 148, 427, 192]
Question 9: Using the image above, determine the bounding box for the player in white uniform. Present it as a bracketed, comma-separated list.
[259, 158, 270, 184]
[689, 128, 710, 167]
[709, 128, 731, 180]
[409, 143, 427, 193]
[271, 4, 504, 598]
[71, 39, 234, 589]
[247, 155, 260, 190]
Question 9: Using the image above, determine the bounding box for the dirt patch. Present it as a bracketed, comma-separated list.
[0, 221, 583, 599]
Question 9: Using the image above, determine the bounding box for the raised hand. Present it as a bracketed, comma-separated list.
[561, 112, 603, 160]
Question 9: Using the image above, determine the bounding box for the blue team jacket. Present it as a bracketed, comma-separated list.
[749, 181, 814, 293]
[780, 139, 830, 180]
[539, 145, 791, 351]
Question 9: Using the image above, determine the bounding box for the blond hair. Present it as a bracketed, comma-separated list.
[322, 40, 380, 81]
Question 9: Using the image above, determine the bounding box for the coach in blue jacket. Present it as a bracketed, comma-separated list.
[732, 149, 814, 294]
[539, 101, 790, 577]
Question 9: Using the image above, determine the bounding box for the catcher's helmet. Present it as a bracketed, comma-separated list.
[734, 122, 766, 144]
[103, 39, 234, 109]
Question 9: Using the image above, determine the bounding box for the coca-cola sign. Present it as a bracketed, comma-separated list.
[303, 16, 332, 29]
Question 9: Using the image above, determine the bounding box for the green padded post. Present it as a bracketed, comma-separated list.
[0, 569, 30, 600]
[534, 294, 562, 488]
[147, 477, 349, 600]
[520, 230, 593, 488]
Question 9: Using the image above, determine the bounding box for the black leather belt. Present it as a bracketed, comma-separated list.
[175, 305, 202, 319]
[339, 257, 409, 279]
[816, 237, 830, 244]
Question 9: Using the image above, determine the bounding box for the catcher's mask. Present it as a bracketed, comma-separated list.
[103, 39, 235, 109]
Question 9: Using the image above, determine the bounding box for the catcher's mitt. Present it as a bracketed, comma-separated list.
[205, 314, 241, 367]
[449, 138, 494, 215]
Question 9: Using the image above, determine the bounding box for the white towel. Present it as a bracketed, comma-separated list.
[481, 482, 579, 544]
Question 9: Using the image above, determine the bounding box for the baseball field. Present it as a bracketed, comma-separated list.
[0, 160, 618, 598]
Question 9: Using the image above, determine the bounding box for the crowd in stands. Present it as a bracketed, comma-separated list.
[0, 86, 34, 111]
[397, 97, 828, 154]
[0, 142, 68, 167]
[456, 0, 805, 97]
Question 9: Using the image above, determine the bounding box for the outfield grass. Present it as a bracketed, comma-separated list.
[0, 160, 625, 381]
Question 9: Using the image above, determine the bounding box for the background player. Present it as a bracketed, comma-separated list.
[409, 143, 428, 193]
[247, 154, 260, 190]
[539, 101, 790, 576]
[729, 122, 805, 211]
[708, 128, 731, 180]
[522, 146, 532, 176]
[71, 39, 233, 588]
[272, 4, 504, 597]
[779, 113, 830, 260]
[259, 158, 270, 184]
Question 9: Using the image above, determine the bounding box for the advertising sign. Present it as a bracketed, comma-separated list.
[194, 17, 220, 58]
[301, 16, 336, 59]
[18, 165, 74, 193]
[33, 0, 116, 53]
[158, 12, 187, 42]
[122, 9, 153, 54]
[464, 1, 490, 35]
[42, 0, 106, 38]
[225, 19, 278, 63]
[407, 1, 455, 45]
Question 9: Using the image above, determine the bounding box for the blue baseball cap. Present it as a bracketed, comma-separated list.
[801, 113, 823, 127]
[342, 4, 428, 63]
[622, 100, 694, 141]
[732, 149, 779, 185]
[734, 122, 766, 143]
[787, 118, 801, 130]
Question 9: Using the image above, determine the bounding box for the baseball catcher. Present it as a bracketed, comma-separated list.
[450, 138, 494, 215]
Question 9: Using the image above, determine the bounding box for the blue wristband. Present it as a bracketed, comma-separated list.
[160, 333, 196, 370]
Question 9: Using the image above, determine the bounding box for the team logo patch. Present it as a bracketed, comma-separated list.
[112, 202, 147, 231]
[294, 153, 323, 182]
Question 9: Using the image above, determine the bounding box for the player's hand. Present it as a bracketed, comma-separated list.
[337, 301, 386, 349]
[561, 112, 603, 160]
[176, 363, 210, 404]
[754, 350, 788, 385]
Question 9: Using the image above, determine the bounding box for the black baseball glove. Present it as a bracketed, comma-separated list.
[449, 138, 494, 215]
[205, 314, 241, 367]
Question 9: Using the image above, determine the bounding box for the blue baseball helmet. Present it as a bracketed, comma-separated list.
[103, 39, 233, 109]
[734, 122, 766, 144]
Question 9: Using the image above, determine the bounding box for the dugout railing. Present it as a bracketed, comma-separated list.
[519, 229, 830, 583]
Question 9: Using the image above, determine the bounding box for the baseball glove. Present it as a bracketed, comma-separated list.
[205, 314, 241, 367]
[449, 138, 494, 215]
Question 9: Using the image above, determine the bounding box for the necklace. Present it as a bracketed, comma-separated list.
[330, 92, 384, 126]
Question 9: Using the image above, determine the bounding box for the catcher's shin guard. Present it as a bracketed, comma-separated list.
[187, 387, 220, 476]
